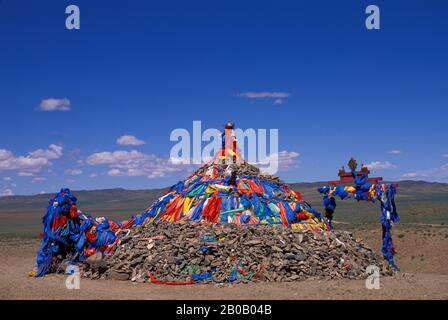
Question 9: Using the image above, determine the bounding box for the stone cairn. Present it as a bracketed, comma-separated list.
[82, 221, 391, 284]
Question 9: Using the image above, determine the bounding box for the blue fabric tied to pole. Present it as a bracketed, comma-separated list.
[252, 193, 261, 214]
[354, 190, 369, 201]
[241, 194, 252, 209]
[353, 171, 368, 186]
[323, 197, 336, 213]
[281, 200, 296, 222]
[217, 190, 228, 197]
[190, 199, 205, 221]
[333, 185, 349, 199]
[240, 214, 250, 224]
[35, 188, 125, 277]
[318, 172, 400, 270]
[171, 180, 185, 193]
[36, 188, 77, 277]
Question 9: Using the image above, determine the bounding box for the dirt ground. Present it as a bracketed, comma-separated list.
[1, 225, 447, 300]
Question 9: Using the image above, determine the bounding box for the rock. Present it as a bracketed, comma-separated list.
[110, 270, 130, 281]
[86, 252, 103, 264]
[84, 221, 389, 283]
[246, 240, 262, 245]
[296, 253, 307, 261]
[284, 253, 296, 260]
[130, 256, 143, 267]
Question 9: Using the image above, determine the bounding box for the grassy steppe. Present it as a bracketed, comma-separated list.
[0, 181, 447, 238]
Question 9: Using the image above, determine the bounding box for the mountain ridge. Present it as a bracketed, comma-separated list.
[1, 180, 447, 202]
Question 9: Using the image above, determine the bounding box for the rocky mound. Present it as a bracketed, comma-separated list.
[82, 221, 392, 284]
[34, 124, 396, 279]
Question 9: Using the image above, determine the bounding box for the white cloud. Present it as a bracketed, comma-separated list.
[88, 173, 98, 178]
[86, 150, 190, 179]
[402, 172, 418, 178]
[2, 177, 12, 181]
[238, 91, 290, 105]
[276, 151, 301, 170]
[1, 156, 49, 172]
[116, 135, 146, 146]
[365, 161, 397, 170]
[442, 154, 448, 158]
[0, 188, 14, 197]
[402, 163, 448, 182]
[148, 171, 166, 179]
[29, 144, 63, 160]
[238, 92, 290, 98]
[0, 150, 13, 161]
[258, 150, 301, 171]
[37, 98, 71, 112]
[65, 168, 83, 176]
[86, 150, 146, 165]
[0, 144, 63, 174]
[32, 177, 46, 183]
[106, 168, 122, 176]
[388, 150, 401, 155]
[273, 99, 285, 105]
[18, 172, 35, 177]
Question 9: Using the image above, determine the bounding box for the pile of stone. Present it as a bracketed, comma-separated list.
[231, 161, 285, 184]
[81, 221, 392, 283]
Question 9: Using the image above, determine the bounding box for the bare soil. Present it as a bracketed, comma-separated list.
[1, 226, 447, 300]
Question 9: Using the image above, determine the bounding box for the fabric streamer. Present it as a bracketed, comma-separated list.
[318, 170, 400, 270]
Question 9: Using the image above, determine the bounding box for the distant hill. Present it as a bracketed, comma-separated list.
[2, 180, 447, 207]
[0, 187, 169, 211]
[0, 181, 447, 238]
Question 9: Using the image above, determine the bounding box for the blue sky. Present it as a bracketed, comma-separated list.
[1, 0, 447, 195]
